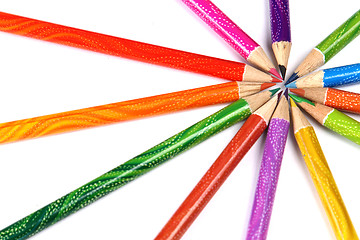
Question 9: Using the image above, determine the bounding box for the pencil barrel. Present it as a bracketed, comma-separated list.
[269, 0, 291, 42]
[0, 99, 252, 240]
[316, 10, 360, 62]
[323, 63, 360, 87]
[246, 118, 289, 240]
[0, 11, 247, 81]
[295, 127, 358, 240]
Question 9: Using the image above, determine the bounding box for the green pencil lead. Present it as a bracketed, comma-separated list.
[288, 93, 315, 106]
[269, 88, 281, 97]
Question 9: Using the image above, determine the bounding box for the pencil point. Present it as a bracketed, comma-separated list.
[269, 68, 282, 79]
[271, 77, 283, 83]
[289, 98, 297, 107]
[269, 88, 281, 97]
[260, 82, 276, 91]
[285, 81, 297, 89]
[285, 72, 299, 84]
[279, 65, 286, 79]
[284, 88, 289, 100]
[289, 94, 315, 106]
[289, 88, 305, 97]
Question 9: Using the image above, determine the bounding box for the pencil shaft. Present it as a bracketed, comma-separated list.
[322, 63, 360, 87]
[295, 127, 358, 240]
[324, 109, 360, 145]
[181, 0, 258, 60]
[316, 9, 360, 63]
[0, 82, 248, 144]
[155, 114, 268, 240]
[269, 0, 291, 43]
[246, 118, 289, 240]
[0, 98, 254, 240]
[0, 11, 256, 82]
[325, 88, 360, 114]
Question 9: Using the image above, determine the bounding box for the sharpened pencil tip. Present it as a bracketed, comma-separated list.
[260, 82, 276, 90]
[271, 77, 283, 83]
[277, 91, 283, 101]
[269, 88, 281, 97]
[289, 88, 305, 97]
[284, 88, 289, 100]
[289, 93, 315, 106]
[289, 98, 297, 107]
[285, 72, 299, 84]
[279, 65, 286, 79]
[285, 81, 297, 89]
[269, 68, 282, 79]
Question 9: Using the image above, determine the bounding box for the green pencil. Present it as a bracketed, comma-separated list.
[286, 9, 360, 84]
[0, 89, 279, 240]
[289, 94, 360, 145]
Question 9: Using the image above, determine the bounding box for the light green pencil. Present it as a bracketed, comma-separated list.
[289, 94, 360, 145]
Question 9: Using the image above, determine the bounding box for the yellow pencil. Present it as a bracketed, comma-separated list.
[290, 98, 358, 240]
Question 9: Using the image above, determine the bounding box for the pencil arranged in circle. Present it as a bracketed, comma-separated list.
[286, 63, 360, 88]
[286, 9, 360, 84]
[290, 99, 359, 240]
[290, 87, 360, 114]
[154, 96, 279, 240]
[246, 94, 290, 240]
[0, 12, 280, 83]
[290, 94, 360, 145]
[0, 89, 280, 240]
[181, 0, 282, 79]
[269, 0, 291, 78]
[0, 82, 275, 145]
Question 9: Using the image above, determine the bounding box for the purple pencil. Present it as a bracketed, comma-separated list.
[246, 94, 290, 240]
[269, 0, 291, 78]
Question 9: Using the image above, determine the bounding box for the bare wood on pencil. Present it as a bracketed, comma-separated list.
[272, 41, 292, 68]
[254, 97, 278, 124]
[248, 47, 277, 73]
[243, 65, 277, 82]
[272, 96, 290, 121]
[296, 101, 333, 125]
[243, 90, 275, 112]
[294, 71, 325, 88]
[238, 82, 273, 97]
[290, 99, 311, 132]
[294, 49, 325, 78]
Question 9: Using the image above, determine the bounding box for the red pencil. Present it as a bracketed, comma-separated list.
[154, 96, 278, 240]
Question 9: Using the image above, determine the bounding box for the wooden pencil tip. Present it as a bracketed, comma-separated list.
[271, 77, 283, 83]
[260, 82, 276, 90]
[269, 68, 282, 79]
[289, 88, 305, 97]
[289, 93, 315, 106]
[289, 98, 297, 108]
[279, 65, 286, 79]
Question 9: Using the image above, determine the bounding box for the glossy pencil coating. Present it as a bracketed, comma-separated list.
[290, 87, 360, 114]
[0, 82, 275, 145]
[181, 0, 281, 78]
[246, 96, 290, 240]
[269, 0, 291, 78]
[0, 91, 280, 240]
[155, 96, 278, 240]
[286, 9, 360, 83]
[286, 63, 360, 88]
[0, 12, 278, 83]
[290, 94, 360, 145]
[290, 99, 359, 240]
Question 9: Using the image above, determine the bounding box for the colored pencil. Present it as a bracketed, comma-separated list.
[290, 94, 360, 145]
[286, 9, 360, 84]
[286, 63, 360, 88]
[269, 0, 291, 79]
[0, 89, 279, 240]
[246, 94, 290, 240]
[181, 0, 282, 79]
[290, 98, 359, 240]
[0, 82, 275, 145]
[290, 87, 360, 114]
[154, 96, 278, 240]
[0, 12, 280, 83]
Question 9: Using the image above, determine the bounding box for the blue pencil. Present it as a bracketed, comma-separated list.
[286, 63, 360, 88]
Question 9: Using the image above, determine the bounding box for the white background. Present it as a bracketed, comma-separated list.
[0, 0, 359, 239]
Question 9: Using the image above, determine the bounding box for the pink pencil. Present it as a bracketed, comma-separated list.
[181, 0, 281, 79]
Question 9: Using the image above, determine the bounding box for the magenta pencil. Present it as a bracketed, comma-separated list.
[246, 95, 290, 240]
[181, 0, 281, 79]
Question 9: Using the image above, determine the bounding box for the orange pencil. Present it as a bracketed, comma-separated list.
[0, 82, 275, 145]
[290, 88, 360, 114]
